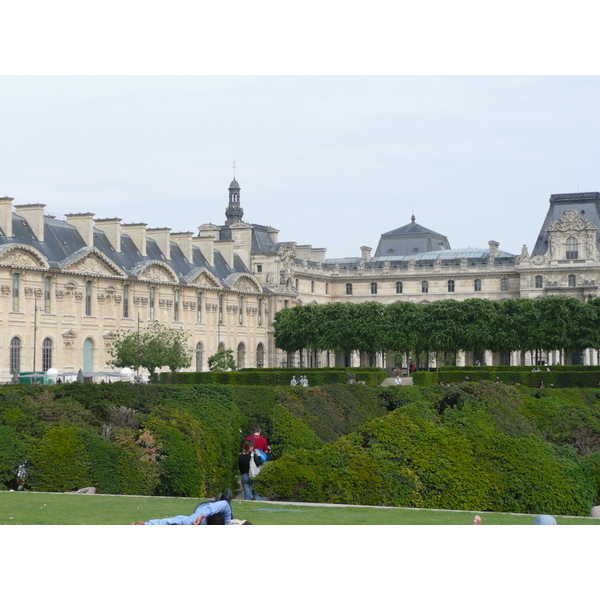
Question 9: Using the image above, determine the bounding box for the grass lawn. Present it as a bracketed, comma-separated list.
[1, 490, 598, 525]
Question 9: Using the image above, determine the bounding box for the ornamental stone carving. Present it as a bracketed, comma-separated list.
[232, 277, 257, 292]
[521, 245, 529, 259]
[114, 295, 122, 304]
[133, 296, 141, 305]
[97, 294, 105, 303]
[55, 290, 64, 299]
[165, 299, 173, 307]
[189, 301, 196, 309]
[68, 255, 113, 276]
[531, 254, 545, 266]
[183, 301, 189, 309]
[143, 266, 172, 282]
[1, 249, 38, 267]
[159, 299, 166, 307]
[74, 292, 83, 300]
[548, 210, 597, 232]
[34, 288, 42, 298]
[1, 285, 10, 296]
[141, 297, 148, 305]
[24, 287, 34, 297]
[460, 257, 467, 267]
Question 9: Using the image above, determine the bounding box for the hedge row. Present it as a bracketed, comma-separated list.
[439, 365, 600, 372]
[413, 370, 600, 388]
[159, 369, 387, 386]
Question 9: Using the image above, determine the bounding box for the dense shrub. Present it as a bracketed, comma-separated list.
[0, 425, 28, 490]
[269, 405, 323, 457]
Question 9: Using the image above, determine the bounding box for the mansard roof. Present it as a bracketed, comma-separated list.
[0, 213, 249, 287]
[374, 216, 451, 257]
[532, 192, 600, 257]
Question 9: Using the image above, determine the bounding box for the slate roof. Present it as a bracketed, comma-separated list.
[0, 214, 252, 289]
[374, 217, 451, 257]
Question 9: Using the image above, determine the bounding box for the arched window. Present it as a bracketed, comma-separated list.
[568, 274, 576, 287]
[346, 283, 353, 295]
[501, 278, 509, 292]
[256, 343, 265, 368]
[237, 342, 246, 369]
[123, 284, 130, 318]
[10, 337, 21, 375]
[42, 338, 53, 372]
[83, 338, 94, 373]
[195, 342, 203, 372]
[566, 237, 579, 260]
[371, 282, 378, 294]
[421, 281, 429, 293]
[218, 341, 225, 353]
[396, 281, 403, 294]
[474, 279, 482, 292]
[535, 275, 543, 289]
[447, 280, 455, 292]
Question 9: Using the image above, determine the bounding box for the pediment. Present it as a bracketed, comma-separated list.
[137, 262, 179, 283]
[62, 329, 77, 339]
[0, 245, 49, 268]
[64, 250, 125, 277]
[187, 268, 223, 288]
[224, 273, 262, 293]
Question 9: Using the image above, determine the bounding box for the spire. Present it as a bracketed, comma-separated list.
[225, 174, 244, 226]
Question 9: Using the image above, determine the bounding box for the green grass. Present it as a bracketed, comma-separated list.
[1, 491, 598, 525]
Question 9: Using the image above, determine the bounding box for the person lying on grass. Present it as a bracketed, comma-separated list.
[133, 491, 232, 525]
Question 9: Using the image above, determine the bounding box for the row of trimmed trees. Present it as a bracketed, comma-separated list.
[273, 297, 600, 367]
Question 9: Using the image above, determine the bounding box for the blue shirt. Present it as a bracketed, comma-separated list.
[145, 500, 232, 525]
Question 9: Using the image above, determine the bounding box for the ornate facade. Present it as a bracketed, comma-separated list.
[1, 182, 599, 381]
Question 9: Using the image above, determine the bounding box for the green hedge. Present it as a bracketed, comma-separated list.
[159, 369, 387, 386]
[439, 365, 600, 371]
[413, 370, 600, 388]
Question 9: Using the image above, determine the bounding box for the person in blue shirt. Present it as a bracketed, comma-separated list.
[133, 493, 232, 525]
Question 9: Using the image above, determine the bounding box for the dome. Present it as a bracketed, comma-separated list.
[229, 178, 240, 190]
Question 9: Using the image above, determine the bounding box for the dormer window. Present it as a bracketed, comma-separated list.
[566, 237, 578, 259]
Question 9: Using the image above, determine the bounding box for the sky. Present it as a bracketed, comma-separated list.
[2, 75, 600, 260]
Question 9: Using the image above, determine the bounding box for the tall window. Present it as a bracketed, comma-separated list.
[258, 298, 263, 326]
[174, 289, 180, 321]
[256, 343, 265, 368]
[149, 287, 155, 320]
[568, 274, 576, 287]
[85, 281, 92, 316]
[12, 273, 19, 312]
[325, 283, 329, 294]
[195, 342, 203, 372]
[237, 342, 246, 369]
[239, 296, 244, 324]
[447, 280, 455, 292]
[474, 279, 482, 292]
[346, 283, 353, 295]
[123, 284, 129, 318]
[371, 282, 378, 294]
[295, 278, 299, 290]
[501, 278, 509, 291]
[566, 237, 579, 259]
[421, 281, 429, 293]
[535, 275, 543, 289]
[42, 338, 53, 372]
[44, 276, 51, 313]
[396, 281, 403, 294]
[10, 337, 21, 375]
[197, 292, 202, 323]
[311, 281, 315, 293]
[219, 294, 223, 324]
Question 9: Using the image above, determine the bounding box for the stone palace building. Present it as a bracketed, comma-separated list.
[1, 179, 599, 381]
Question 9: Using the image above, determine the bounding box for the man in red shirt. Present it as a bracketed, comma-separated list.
[246, 426, 270, 456]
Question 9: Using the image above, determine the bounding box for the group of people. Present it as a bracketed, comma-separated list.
[290, 375, 309, 387]
[239, 426, 272, 501]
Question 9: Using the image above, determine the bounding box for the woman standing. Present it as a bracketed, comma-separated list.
[239, 439, 263, 500]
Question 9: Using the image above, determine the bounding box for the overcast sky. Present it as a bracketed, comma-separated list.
[2, 75, 599, 259]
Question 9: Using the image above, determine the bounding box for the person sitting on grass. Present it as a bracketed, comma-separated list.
[133, 490, 232, 525]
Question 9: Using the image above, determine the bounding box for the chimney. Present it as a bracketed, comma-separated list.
[295, 245, 312, 260]
[122, 222, 147, 257]
[147, 227, 171, 261]
[171, 232, 193, 263]
[66, 212, 95, 247]
[488, 240, 500, 259]
[311, 248, 327, 263]
[95, 218, 122, 253]
[0, 197, 13, 238]
[215, 239, 235, 269]
[192, 235, 215, 267]
[361, 246, 372, 262]
[15, 203, 46, 242]
[266, 226, 279, 244]
[229, 222, 252, 266]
